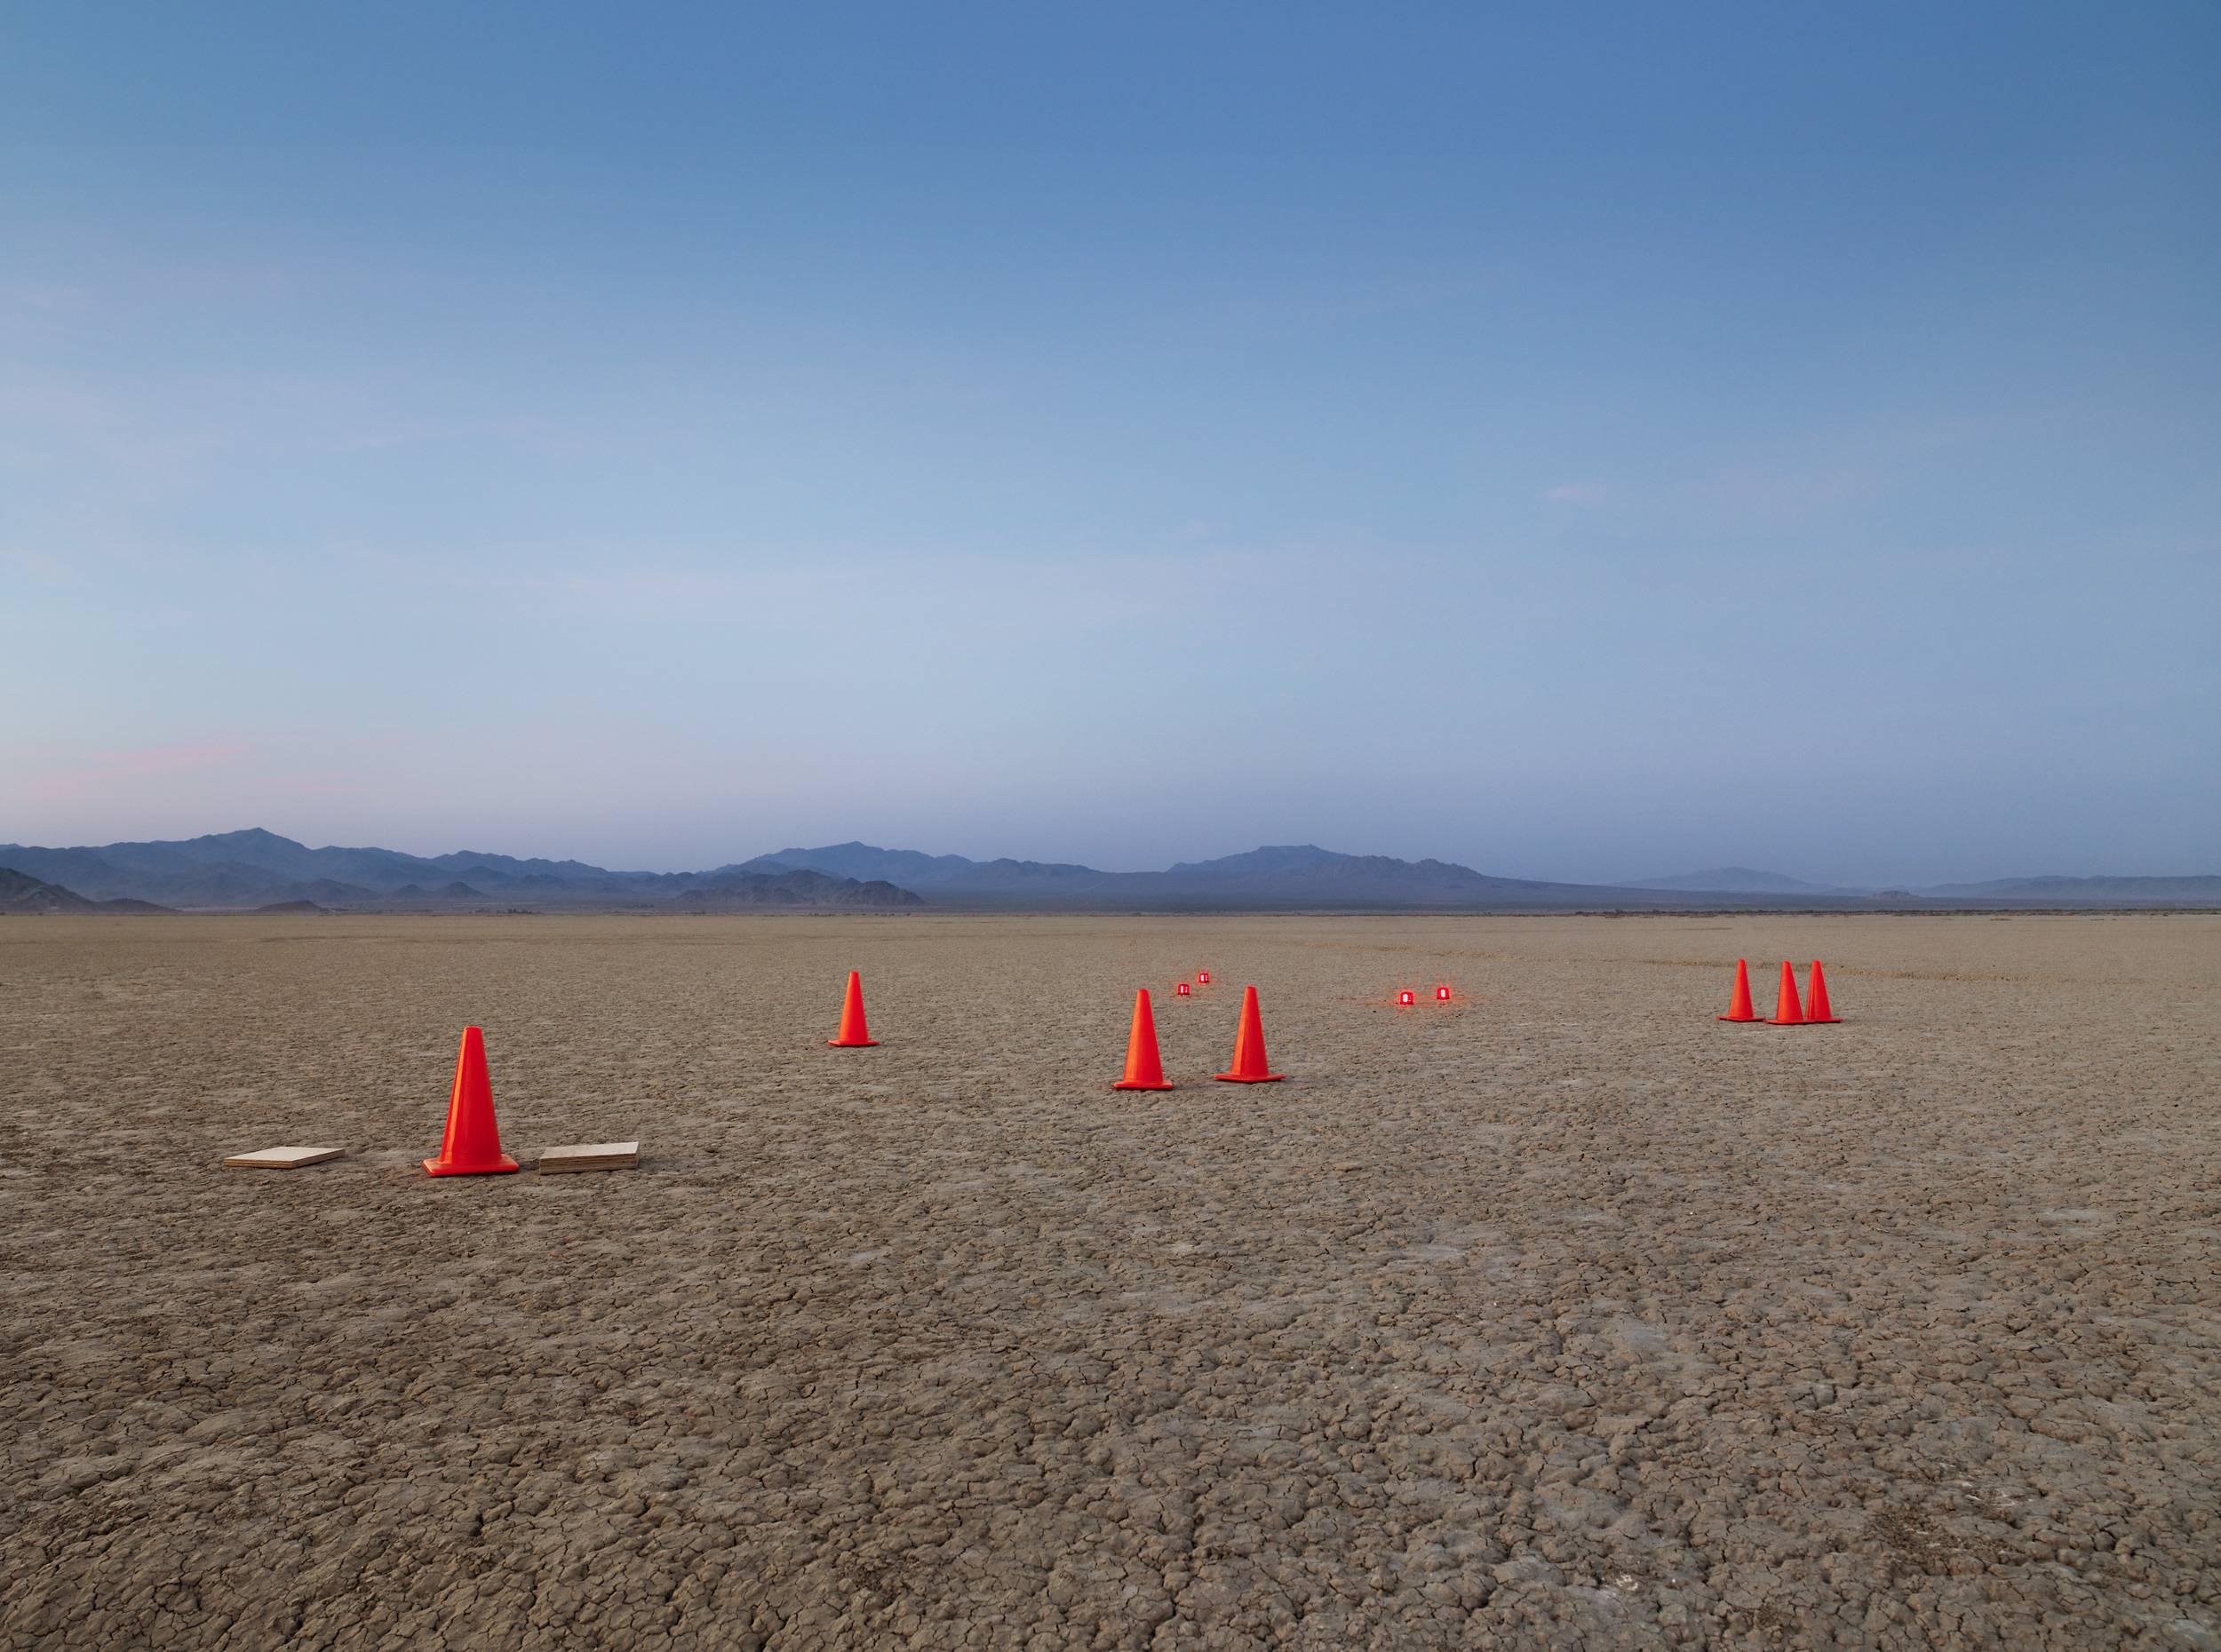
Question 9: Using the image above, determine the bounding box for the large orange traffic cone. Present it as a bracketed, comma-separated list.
[423, 1026, 519, 1177]
[827, 970, 878, 1047]
[1766, 961, 1807, 1026]
[1805, 959, 1840, 1023]
[1717, 958, 1760, 1022]
[1214, 985, 1286, 1084]
[1111, 989, 1174, 1091]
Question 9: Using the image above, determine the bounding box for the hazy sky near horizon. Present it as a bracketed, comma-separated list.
[4, 4, 2217, 884]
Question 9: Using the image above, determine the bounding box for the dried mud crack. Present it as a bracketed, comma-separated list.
[3, 913, 2217, 1649]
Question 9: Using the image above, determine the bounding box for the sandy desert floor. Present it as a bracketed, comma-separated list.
[2, 912, 2217, 1650]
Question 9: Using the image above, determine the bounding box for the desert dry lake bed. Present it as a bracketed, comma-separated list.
[3, 912, 2217, 1649]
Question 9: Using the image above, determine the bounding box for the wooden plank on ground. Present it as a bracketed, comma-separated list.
[223, 1146, 346, 1170]
[537, 1141, 639, 1173]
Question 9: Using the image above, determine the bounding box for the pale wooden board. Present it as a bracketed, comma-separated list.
[222, 1146, 346, 1170]
[537, 1141, 640, 1173]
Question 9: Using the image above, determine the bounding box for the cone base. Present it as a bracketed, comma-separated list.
[1112, 1080, 1175, 1092]
[826, 1037, 880, 1047]
[1214, 1072, 1286, 1084]
[1763, 1019, 1808, 1028]
[422, 1155, 519, 1177]
[1716, 1013, 1761, 1022]
[1804, 1015, 1841, 1024]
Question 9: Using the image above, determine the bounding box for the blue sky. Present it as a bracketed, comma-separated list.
[4, 3, 2216, 883]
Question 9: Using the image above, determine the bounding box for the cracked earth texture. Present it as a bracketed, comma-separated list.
[2, 913, 2217, 1650]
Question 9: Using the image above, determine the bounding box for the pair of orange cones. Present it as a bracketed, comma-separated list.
[1112, 983, 1283, 1088]
[1717, 958, 1840, 1026]
[424, 965, 884, 1178]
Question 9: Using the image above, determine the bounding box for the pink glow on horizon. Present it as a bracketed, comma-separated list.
[23, 741, 252, 801]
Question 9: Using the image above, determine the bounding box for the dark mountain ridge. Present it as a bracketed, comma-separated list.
[670, 868, 927, 911]
[736, 842, 1106, 893]
[0, 866, 174, 916]
[1626, 867, 1856, 895]
[1916, 873, 2221, 902]
[4, 831, 2214, 912]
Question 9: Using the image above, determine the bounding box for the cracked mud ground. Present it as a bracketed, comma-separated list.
[3, 913, 2217, 1649]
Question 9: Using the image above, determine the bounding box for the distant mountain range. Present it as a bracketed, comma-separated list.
[736, 841, 1632, 909]
[0, 866, 173, 916]
[1624, 866, 1857, 895]
[670, 868, 926, 911]
[1620, 865, 2221, 902]
[3, 829, 2211, 914]
[0, 829, 921, 913]
[1910, 873, 2221, 902]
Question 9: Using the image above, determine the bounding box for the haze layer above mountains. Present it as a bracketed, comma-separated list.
[2, 830, 2216, 914]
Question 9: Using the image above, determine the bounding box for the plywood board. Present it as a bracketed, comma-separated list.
[537, 1141, 639, 1173]
[222, 1145, 346, 1170]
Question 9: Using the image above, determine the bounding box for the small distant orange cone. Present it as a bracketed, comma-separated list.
[1766, 961, 1807, 1026]
[1717, 958, 1760, 1022]
[1214, 985, 1286, 1084]
[1111, 989, 1174, 1091]
[827, 970, 878, 1047]
[1806, 960, 1840, 1023]
[423, 1026, 519, 1177]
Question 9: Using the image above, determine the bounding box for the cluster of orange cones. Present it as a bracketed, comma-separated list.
[1716, 957, 1841, 1026]
[410, 967, 1288, 1179]
[378, 957, 1850, 1180]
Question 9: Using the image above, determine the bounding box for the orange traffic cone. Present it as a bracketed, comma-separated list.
[1111, 989, 1174, 1091]
[1717, 958, 1760, 1022]
[423, 1026, 519, 1177]
[1766, 961, 1807, 1026]
[827, 970, 878, 1047]
[1214, 985, 1286, 1084]
[1806, 959, 1840, 1023]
